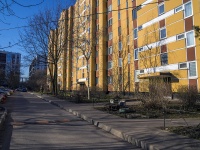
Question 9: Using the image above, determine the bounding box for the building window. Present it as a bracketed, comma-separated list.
[134, 48, 138, 60]
[133, 28, 138, 39]
[134, 70, 140, 82]
[128, 53, 130, 64]
[126, 0, 128, 9]
[108, 32, 113, 40]
[118, 0, 120, 6]
[108, 76, 113, 84]
[158, 3, 165, 15]
[176, 33, 185, 40]
[108, 61, 112, 69]
[118, 58, 122, 67]
[96, 0, 99, 7]
[96, 77, 99, 85]
[118, 42, 122, 51]
[108, 18, 112, 27]
[118, 12, 121, 20]
[175, 5, 183, 13]
[118, 26, 121, 35]
[189, 61, 197, 77]
[108, 4, 112, 13]
[160, 53, 168, 66]
[96, 64, 98, 70]
[138, 25, 143, 31]
[108, 46, 113, 54]
[186, 30, 195, 47]
[132, 8, 137, 20]
[96, 51, 98, 57]
[184, 1, 192, 18]
[160, 28, 166, 39]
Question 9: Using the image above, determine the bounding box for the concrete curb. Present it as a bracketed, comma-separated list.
[39, 96, 156, 149]
[36, 95, 200, 150]
[0, 106, 7, 127]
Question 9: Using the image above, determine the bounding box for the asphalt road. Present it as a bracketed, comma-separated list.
[0, 92, 141, 150]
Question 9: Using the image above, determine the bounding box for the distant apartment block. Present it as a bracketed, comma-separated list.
[48, 0, 200, 94]
[0, 50, 21, 86]
[29, 55, 47, 77]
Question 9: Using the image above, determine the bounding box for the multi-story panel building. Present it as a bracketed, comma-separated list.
[49, 0, 200, 94]
[0, 50, 21, 86]
[29, 55, 47, 77]
[135, 0, 199, 93]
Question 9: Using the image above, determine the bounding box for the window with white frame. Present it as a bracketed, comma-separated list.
[160, 53, 168, 66]
[184, 1, 192, 18]
[118, 58, 122, 67]
[108, 61, 112, 69]
[108, 32, 113, 40]
[186, 30, 195, 47]
[134, 70, 140, 82]
[96, 0, 99, 7]
[133, 28, 138, 39]
[160, 27, 166, 39]
[108, 18, 112, 27]
[134, 48, 138, 60]
[176, 33, 185, 40]
[189, 61, 197, 77]
[118, 42, 122, 51]
[118, 0, 120, 5]
[108, 4, 112, 13]
[108, 46, 113, 54]
[158, 3, 165, 15]
[108, 76, 113, 84]
[128, 53, 130, 64]
[175, 5, 183, 13]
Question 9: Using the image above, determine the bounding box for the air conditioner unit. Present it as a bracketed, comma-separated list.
[179, 62, 188, 69]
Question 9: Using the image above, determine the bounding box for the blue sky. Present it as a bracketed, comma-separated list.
[0, 0, 76, 78]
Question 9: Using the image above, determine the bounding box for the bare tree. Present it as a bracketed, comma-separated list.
[0, 0, 44, 24]
[110, 35, 133, 96]
[71, 6, 102, 100]
[19, 6, 69, 95]
[137, 24, 172, 108]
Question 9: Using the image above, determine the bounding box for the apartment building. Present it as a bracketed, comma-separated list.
[0, 50, 21, 86]
[48, 0, 200, 94]
[135, 0, 200, 93]
[29, 55, 47, 77]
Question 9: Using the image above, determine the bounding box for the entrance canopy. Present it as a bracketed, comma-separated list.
[138, 72, 171, 79]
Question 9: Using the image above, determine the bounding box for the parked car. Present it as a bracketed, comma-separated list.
[21, 88, 27, 92]
[16, 87, 27, 92]
[0, 89, 10, 96]
[0, 93, 6, 104]
[0, 87, 13, 95]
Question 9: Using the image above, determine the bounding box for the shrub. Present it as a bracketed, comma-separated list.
[178, 85, 198, 110]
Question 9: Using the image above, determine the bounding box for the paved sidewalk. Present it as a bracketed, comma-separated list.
[34, 93, 200, 150]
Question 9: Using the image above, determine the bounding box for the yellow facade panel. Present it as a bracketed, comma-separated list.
[138, 5, 157, 26]
[167, 39, 185, 52]
[166, 11, 184, 29]
[165, 0, 182, 12]
[168, 48, 186, 64]
[166, 19, 184, 37]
